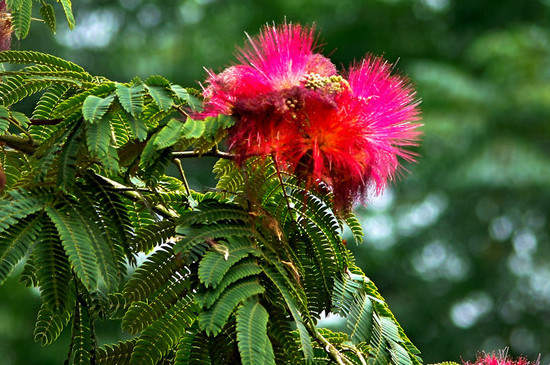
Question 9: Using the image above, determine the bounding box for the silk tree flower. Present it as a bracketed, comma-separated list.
[463, 350, 540, 365]
[0, 0, 12, 51]
[198, 23, 421, 210]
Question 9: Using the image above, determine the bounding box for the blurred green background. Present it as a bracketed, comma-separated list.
[2, 0, 550, 363]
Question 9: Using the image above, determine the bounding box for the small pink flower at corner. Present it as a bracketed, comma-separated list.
[0, 0, 13, 51]
[197, 22, 422, 211]
[463, 350, 540, 365]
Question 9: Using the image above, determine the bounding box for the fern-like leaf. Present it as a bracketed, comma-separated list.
[57, 122, 83, 191]
[262, 263, 314, 363]
[122, 244, 181, 302]
[174, 323, 212, 365]
[39, 1, 57, 34]
[11, 0, 32, 39]
[82, 94, 116, 124]
[130, 295, 197, 365]
[195, 258, 262, 309]
[122, 272, 191, 334]
[45, 205, 99, 291]
[53, 82, 116, 118]
[59, 0, 75, 29]
[69, 298, 94, 365]
[86, 117, 119, 173]
[0, 188, 52, 232]
[198, 277, 265, 336]
[347, 294, 373, 344]
[236, 298, 275, 365]
[96, 340, 136, 365]
[175, 222, 255, 257]
[0, 213, 44, 284]
[34, 300, 74, 346]
[144, 84, 173, 111]
[34, 219, 72, 310]
[198, 236, 259, 288]
[116, 82, 145, 117]
[0, 50, 86, 72]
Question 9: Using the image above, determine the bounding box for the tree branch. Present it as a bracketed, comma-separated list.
[0, 134, 37, 154]
[172, 148, 234, 160]
[306, 321, 354, 365]
[94, 175, 180, 219]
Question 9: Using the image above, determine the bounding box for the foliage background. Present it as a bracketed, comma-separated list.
[1, 0, 549, 363]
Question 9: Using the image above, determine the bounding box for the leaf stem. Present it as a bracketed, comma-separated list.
[172, 148, 234, 160]
[173, 158, 191, 196]
[94, 175, 179, 219]
[306, 322, 354, 365]
[0, 133, 37, 154]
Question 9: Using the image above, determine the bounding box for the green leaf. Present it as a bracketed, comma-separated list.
[181, 118, 206, 139]
[96, 340, 136, 365]
[53, 82, 116, 118]
[0, 118, 8, 136]
[347, 294, 373, 344]
[34, 301, 73, 345]
[0, 50, 86, 73]
[144, 84, 173, 111]
[34, 219, 72, 311]
[69, 299, 93, 365]
[71, 186, 126, 292]
[236, 299, 275, 365]
[127, 114, 148, 142]
[130, 296, 197, 365]
[262, 263, 314, 363]
[86, 117, 119, 173]
[57, 122, 83, 191]
[45, 206, 99, 291]
[153, 119, 185, 150]
[174, 324, 211, 365]
[116, 83, 145, 117]
[10, 111, 30, 128]
[82, 94, 115, 124]
[170, 84, 201, 111]
[58, 0, 76, 29]
[40, 1, 57, 34]
[198, 277, 265, 336]
[198, 236, 257, 288]
[6, 0, 23, 10]
[0, 214, 44, 285]
[12, 0, 32, 39]
[195, 258, 263, 308]
[122, 244, 179, 303]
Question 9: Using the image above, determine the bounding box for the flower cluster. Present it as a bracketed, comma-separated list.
[464, 351, 540, 365]
[198, 23, 421, 210]
[0, 0, 12, 51]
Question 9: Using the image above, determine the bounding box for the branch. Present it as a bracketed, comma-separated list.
[30, 118, 64, 126]
[94, 175, 180, 219]
[305, 321, 354, 365]
[0, 134, 37, 154]
[172, 148, 234, 160]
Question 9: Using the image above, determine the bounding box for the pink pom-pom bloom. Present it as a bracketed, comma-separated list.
[464, 350, 540, 365]
[197, 23, 421, 210]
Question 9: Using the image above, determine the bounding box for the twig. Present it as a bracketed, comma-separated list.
[305, 321, 354, 365]
[94, 175, 179, 219]
[172, 148, 234, 160]
[0, 134, 37, 154]
[30, 118, 63, 126]
[173, 158, 191, 196]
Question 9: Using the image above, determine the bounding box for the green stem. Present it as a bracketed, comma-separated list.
[171, 148, 234, 160]
[0, 133, 37, 154]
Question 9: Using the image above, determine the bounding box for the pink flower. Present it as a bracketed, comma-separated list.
[0, 0, 12, 51]
[463, 350, 540, 365]
[198, 23, 421, 210]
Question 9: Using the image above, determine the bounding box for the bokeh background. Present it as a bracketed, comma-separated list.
[1, 0, 550, 363]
